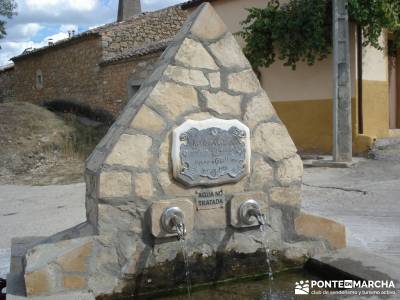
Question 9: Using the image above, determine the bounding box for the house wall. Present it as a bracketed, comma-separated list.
[0, 68, 15, 102]
[12, 37, 104, 112]
[99, 54, 159, 115]
[7, 36, 160, 118]
[188, 0, 389, 153]
[361, 33, 390, 138]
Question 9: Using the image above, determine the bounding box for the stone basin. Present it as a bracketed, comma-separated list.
[109, 269, 322, 300]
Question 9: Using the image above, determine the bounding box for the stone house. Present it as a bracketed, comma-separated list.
[0, 2, 187, 116]
[0, 0, 398, 154]
[0, 64, 15, 102]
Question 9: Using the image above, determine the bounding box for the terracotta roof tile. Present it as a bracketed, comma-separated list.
[98, 5, 188, 61]
[100, 39, 170, 65]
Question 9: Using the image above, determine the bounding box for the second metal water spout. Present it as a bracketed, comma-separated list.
[175, 222, 186, 240]
[257, 214, 266, 226]
[239, 199, 266, 226]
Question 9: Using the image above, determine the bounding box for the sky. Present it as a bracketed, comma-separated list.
[0, 0, 184, 66]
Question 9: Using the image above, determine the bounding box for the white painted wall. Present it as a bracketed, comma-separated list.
[362, 33, 388, 82]
[190, 0, 364, 101]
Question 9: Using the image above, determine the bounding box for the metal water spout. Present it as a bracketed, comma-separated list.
[175, 222, 186, 240]
[161, 206, 191, 296]
[161, 207, 187, 240]
[239, 199, 266, 226]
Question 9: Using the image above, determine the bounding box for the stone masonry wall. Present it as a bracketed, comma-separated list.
[88, 4, 311, 295]
[12, 37, 103, 111]
[0, 67, 15, 102]
[99, 6, 187, 61]
[10, 36, 162, 117]
[84, 8, 311, 292]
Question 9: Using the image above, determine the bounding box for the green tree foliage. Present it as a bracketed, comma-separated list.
[240, 0, 400, 69]
[0, 0, 17, 46]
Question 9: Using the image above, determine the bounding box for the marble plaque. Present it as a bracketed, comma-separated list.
[172, 118, 251, 186]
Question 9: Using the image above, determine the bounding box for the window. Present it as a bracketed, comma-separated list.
[36, 70, 43, 90]
[128, 84, 141, 99]
[127, 78, 142, 100]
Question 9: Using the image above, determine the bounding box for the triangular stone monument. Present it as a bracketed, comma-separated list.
[11, 3, 345, 299]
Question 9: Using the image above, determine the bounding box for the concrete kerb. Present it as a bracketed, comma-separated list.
[303, 156, 367, 168]
[306, 247, 400, 284]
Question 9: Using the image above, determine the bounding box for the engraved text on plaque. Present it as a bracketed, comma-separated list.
[172, 118, 251, 187]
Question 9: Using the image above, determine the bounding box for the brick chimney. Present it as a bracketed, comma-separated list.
[118, 0, 141, 22]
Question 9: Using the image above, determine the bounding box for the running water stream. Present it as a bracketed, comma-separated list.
[179, 238, 191, 298]
[259, 215, 274, 299]
[176, 223, 191, 298]
[259, 216, 274, 280]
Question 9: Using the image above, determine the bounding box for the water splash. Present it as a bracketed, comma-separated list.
[259, 216, 274, 281]
[178, 237, 192, 298]
[258, 216, 274, 300]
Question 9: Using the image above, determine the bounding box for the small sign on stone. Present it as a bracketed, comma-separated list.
[195, 189, 225, 210]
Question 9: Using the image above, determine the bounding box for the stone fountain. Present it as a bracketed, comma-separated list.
[8, 3, 346, 299]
